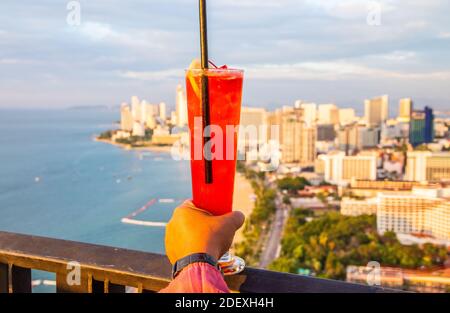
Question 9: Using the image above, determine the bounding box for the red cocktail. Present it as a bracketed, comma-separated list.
[186, 68, 244, 216]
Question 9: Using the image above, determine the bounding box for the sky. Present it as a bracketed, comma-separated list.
[0, 0, 449, 114]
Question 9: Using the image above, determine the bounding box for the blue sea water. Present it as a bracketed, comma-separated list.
[0, 108, 192, 291]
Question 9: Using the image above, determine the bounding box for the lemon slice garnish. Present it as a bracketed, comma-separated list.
[188, 59, 202, 99]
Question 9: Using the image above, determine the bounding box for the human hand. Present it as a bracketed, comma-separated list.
[165, 200, 245, 264]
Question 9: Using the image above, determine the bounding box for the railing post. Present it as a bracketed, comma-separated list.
[92, 278, 126, 293]
[0, 263, 8, 293]
[0, 263, 31, 293]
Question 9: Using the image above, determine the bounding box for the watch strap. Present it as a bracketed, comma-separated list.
[172, 253, 220, 279]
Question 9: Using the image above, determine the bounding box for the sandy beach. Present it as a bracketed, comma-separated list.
[232, 173, 256, 244]
[94, 137, 173, 153]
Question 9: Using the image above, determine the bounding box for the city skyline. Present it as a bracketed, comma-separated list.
[1, 1, 450, 110]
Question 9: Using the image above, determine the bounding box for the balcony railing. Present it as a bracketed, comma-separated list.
[0, 231, 395, 293]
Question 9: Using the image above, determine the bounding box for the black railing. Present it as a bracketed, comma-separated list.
[0, 231, 395, 293]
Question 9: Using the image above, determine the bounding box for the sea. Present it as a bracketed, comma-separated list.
[0, 108, 192, 292]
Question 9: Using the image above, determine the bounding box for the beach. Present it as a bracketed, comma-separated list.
[232, 173, 256, 244]
[94, 137, 173, 153]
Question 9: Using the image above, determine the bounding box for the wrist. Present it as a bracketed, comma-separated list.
[172, 253, 221, 279]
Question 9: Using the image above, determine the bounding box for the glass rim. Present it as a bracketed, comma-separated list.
[185, 68, 244, 74]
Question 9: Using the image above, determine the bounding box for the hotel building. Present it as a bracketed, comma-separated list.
[405, 151, 450, 182]
[318, 151, 377, 185]
[377, 187, 450, 242]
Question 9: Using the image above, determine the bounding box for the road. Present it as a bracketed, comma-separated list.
[259, 194, 290, 268]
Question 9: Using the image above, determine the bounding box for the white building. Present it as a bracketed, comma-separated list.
[364, 95, 389, 126]
[405, 151, 450, 182]
[317, 104, 339, 125]
[120, 103, 133, 132]
[159, 102, 167, 121]
[377, 188, 450, 242]
[299, 102, 317, 127]
[132, 120, 145, 137]
[131, 96, 141, 122]
[338, 108, 356, 126]
[318, 151, 377, 185]
[341, 197, 378, 216]
[176, 84, 188, 127]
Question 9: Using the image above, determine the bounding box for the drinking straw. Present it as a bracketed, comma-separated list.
[199, 0, 213, 184]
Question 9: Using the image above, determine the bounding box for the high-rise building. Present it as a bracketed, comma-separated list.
[364, 95, 389, 126]
[240, 107, 267, 128]
[398, 98, 412, 121]
[275, 107, 316, 165]
[337, 123, 360, 155]
[405, 151, 450, 182]
[359, 127, 380, 148]
[316, 124, 336, 141]
[176, 84, 188, 127]
[170, 111, 177, 125]
[159, 102, 167, 121]
[409, 106, 434, 147]
[317, 104, 339, 125]
[120, 103, 133, 132]
[337, 124, 379, 154]
[131, 96, 141, 122]
[339, 108, 356, 126]
[424, 106, 434, 143]
[299, 102, 317, 127]
[239, 107, 267, 147]
[318, 151, 377, 184]
[300, 126, 316, 165]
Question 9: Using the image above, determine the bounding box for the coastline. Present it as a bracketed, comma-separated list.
[95, 135, 254, 243]
[232, 173, 256, 244]
[94, 137, 173, 153]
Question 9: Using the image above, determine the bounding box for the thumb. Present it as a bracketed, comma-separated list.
[222, 211, 245, 231]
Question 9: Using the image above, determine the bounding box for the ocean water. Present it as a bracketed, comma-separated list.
[0, 108, 192, 291]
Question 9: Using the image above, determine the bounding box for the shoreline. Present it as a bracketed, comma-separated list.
[232, 173, 256, 244]
[95, 135, 254, 243]
[94, 137, 173, 153]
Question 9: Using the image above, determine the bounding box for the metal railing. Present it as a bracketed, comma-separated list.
[0, 231, 394, 293]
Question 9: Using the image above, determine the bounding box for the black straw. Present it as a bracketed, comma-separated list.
[199, 0, 213, 184]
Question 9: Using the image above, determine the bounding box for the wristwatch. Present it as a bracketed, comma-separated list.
[172, 253, 221, 279]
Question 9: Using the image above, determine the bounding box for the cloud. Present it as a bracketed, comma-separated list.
[1, 0, 450, 108]
[244, 62, 450, 81]
[378, 51, 417, 61]
[77, 22, 168, 50]
[437, 32, 450, 39]
[119, 68, 182, 81]
[118, 60, 450, 82]
[0, 58, 38, 65]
